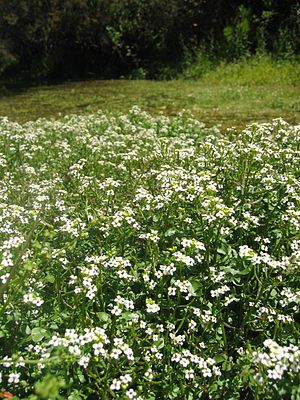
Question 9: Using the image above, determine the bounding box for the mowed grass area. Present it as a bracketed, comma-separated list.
[0, 56, 299, 129]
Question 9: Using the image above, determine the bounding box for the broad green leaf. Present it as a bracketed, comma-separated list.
[31, 327, 48, 343]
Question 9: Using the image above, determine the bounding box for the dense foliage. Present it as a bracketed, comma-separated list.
[0, 0, 299, 80]
[0, 109, 299, 399]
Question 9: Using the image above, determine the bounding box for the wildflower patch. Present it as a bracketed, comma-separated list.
[0, 108, 299, 399]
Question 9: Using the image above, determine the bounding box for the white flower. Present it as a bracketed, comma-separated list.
[8, 372, 20, 384]
[110, 348, 122, 359]
[139, 230, 159, 242]
[68, 345, 81, 355]
[174, 251, 195, 266]
[110, 378, 121, 391]
[146, 298, 160, 313]
[239, 245, 255, 258]
[120, 374, 132, 385]
[145, 368, 153, 380]
[126, 389, 137, 399]
[185, 368, 195, 379]
[78, 355, 90, 368]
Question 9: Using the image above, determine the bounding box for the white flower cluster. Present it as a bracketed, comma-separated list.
[0, 112, 299, 398]
[139, 230, 160, 243]
[181, 238, 205, 251]
[23, 291, 44, 307]
[193, 308, 217, 325]
[171, 349, 221, 378]
[252, 339, 300, 381]
[110, 295, 135, 316]
[173, 251, 195, 267]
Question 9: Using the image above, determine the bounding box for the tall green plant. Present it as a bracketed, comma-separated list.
[223, 5, 252, 60]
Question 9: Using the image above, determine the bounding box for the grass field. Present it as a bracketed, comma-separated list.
[0, 56, 299, 129]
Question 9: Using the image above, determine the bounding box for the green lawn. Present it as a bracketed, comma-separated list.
[0, 57, 299, 129]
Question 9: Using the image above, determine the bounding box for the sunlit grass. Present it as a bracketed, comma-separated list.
[0, 56, 299, 129]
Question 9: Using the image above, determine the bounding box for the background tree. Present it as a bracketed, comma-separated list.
[0, 0, 299, 81]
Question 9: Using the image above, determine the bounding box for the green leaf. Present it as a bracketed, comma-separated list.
[222, 360, 232, 371]
[145, 394, 156, 400]
[97, 312, 111, 323]
[155, 337, 165, 349]
[24, 260, 35, 271]
[214, 354, 227, 363]
[68, 390, 85, 400]
[238, 266, 252, 275]
[188, 278, 202, 297]
[45, 274, 55, 283]
[221, 266, 239, 275]
[165, 228, 176, 237]
[152, 214, 160, 222]
[35, 374, 66, 399]
[31, 327, 48, 343]
[77, 372, 86, 384]
[120, 312, 136, 321]
[217, 247, 227, 255]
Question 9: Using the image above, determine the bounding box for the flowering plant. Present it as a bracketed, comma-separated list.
[0, 109, 299, 399]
